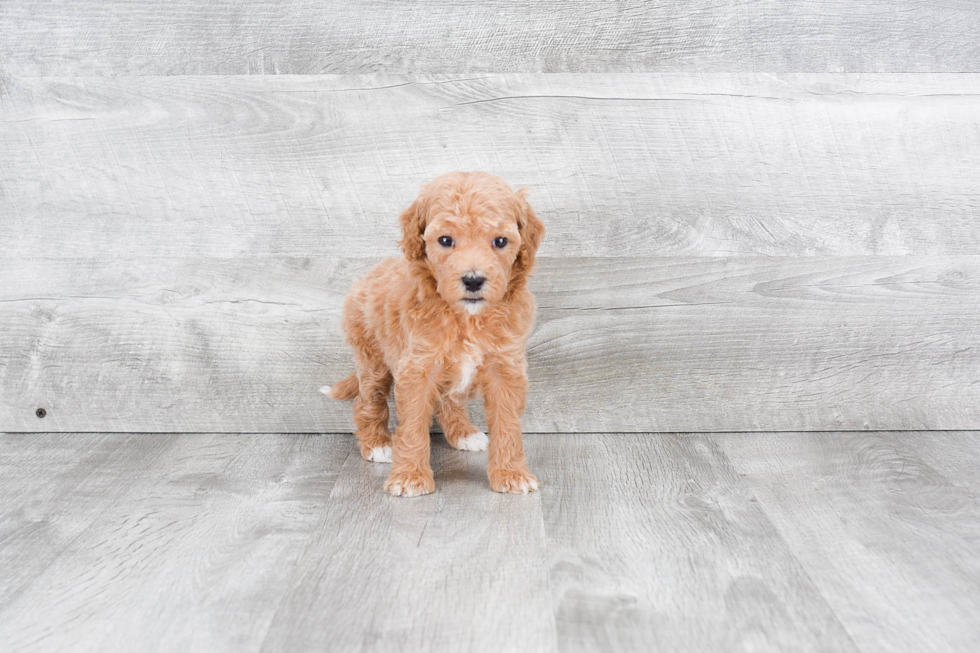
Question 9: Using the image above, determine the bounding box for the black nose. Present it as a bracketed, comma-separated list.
[462, 274, 486, 292]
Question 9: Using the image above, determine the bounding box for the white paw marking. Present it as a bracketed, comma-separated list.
[387, 482, 430, 498]
[454, 431, 488, 451]
[319, 385, 331, 396]
[500, 475, 539, 494]
[367, 446, 392, 463]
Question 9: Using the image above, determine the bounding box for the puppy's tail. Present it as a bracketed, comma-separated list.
[320, 373, 359, 401]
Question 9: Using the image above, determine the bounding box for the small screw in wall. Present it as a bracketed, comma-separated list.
[36, 408, 46, 418]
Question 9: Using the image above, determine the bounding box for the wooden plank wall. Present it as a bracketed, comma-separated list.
[2, 3, 979, 432]
[3, 1, 979, 74]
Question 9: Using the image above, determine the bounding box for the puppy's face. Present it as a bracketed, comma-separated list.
[400, 172, 544, 315]
[422, 208, 521, 314]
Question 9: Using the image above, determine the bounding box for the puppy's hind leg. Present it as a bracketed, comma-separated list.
[353, 359, 394, 463]
[437, 397, 488, 452]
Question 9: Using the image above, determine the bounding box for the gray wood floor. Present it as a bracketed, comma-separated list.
[1, 431, 977, 652]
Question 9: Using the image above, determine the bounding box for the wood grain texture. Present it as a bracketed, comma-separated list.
[900, 432, 980, 494]
[4, 432, 978, 651]
[536, 433, 857, 652]
[2, 255, 978, 433]
[2, 1, 979, 75]
[4, 74, 980, 259]
[717, 431, 980, 653]
[0, 432, 351, 653]
[260, 435, 557, 653]
[0, 433, 173, 611]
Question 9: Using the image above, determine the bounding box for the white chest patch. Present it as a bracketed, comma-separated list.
[452, 343, 483, 395]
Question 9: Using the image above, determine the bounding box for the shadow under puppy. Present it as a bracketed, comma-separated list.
[322, 171, 545, 497]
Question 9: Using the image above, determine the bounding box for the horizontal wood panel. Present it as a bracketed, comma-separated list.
[2, 1, 979, 75]
[2, 256, 978, 432]
[3, 74, 980, 259]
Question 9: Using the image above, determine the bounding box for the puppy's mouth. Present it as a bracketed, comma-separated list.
[460, 297, 487, 314]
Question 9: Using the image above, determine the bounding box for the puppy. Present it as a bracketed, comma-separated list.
[322, 171, 545, 497]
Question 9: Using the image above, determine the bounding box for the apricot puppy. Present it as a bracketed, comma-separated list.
[322, 171, 544, 497]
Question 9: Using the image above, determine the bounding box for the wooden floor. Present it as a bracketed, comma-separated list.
[1, 432, 978, 653]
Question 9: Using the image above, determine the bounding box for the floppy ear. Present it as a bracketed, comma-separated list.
[514, 188, 545, 277]
[398, 197, 427, 261]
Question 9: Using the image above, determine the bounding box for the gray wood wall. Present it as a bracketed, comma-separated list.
[2, 3, 979, 433]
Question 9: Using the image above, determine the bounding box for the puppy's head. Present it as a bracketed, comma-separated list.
[400, 171, 544, 315]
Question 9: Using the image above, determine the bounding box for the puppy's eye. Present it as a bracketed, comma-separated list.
[438, 236, 454, 247]
[493, 237, 508, 248]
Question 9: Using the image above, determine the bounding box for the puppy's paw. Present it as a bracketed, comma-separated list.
[384, 470, 435, 498]
[489, 468, 539, 494]
[361, 445, 393, 464]
[451, 431, 488, 452]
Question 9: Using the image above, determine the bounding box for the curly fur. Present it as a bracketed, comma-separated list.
[325, 171, 545, 497]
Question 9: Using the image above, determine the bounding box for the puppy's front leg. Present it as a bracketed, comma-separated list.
[484, 358, 539, 494]
[385, 364, 438, 497]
